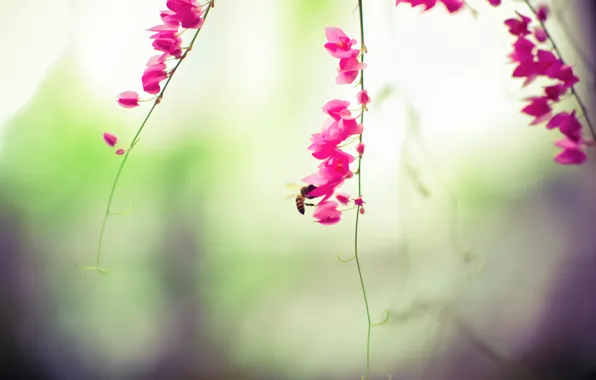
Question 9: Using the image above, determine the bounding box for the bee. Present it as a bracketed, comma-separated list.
[286, 183, 319, 215]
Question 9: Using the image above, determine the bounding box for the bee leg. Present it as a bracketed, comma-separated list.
[305, 203, 315, 206]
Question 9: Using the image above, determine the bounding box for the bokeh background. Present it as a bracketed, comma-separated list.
[1, 0, 595, 379]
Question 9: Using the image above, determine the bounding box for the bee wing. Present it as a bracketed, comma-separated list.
[286, 182, 303, 190]
[284, 194, 296, 200]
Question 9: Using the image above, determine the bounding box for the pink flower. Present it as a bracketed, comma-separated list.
[546, 111, 582, 142]
[509, 37, 535, 64]
[536, 4, 549, 22]
[395, 0, 464, 13]
[117, 91, 140, 108]
[356, 143, 365, 156]
[322, 99, 352, 121]
[115, 148, 126, 155]
[534, 27, 547, 42]
[313, 201, 342, 225]
[356, 90, 370, 109]
[166, 0, 205, 29]
[504, 12, 532, 37]
[487, 0, 501, 6]
[151, 30, 182, 58]
[324, 27, 359, 59]
[318, 150, 355, 180]
[147, 53, 168, 66]
[103, 132, 118, 147]
[142, 63, 168, 94]
[544, 84, 566, 101]
[556, 65, 579, 89]
[554, 138, 587, 165]
[354, 196, 365, 207]
[336, 192, 350, 205]
[521, 96, 552, 125]
[336, 58, 366, 85]
[359, 207, 365, 215]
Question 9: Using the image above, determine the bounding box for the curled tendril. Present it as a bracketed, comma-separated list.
[372, 309, 390, 327]
[338, 252, 355, 263]
[109, 203, 135, 216]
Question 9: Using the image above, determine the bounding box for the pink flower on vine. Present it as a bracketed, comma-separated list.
[142, 62, 169, 94]
[103, 133, 118, 147]
[356, 90, 370, 109]
[505, 12, 532, 37]
[324, 27, 359, 59]
[117, 91, 140, 108]
[336, 192, 350, 205]
[554, 138, 587, 165]
[336, 58, 366, 85]
[547, 111, 582, 142]
[322, 99, 352, 120]
[165, 0, 205, 29]
[395, 0, 464, 13]
[313, 201, 342, 225]
[521, 96, 552, 125]
[536, 4, 549, 22]
[356, 143, 365, 157]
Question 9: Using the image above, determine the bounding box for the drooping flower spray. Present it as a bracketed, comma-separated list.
[509, 1, 596, 164]
[298, 1, 390, 377]
[88, 0, 215, 273]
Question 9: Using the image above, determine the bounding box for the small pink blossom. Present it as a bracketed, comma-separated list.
[117, 91, 140, 108]
[504, 12, 532, 37]
[544, 84, 566, 101]
[336, 192, 350, 205]
[534, 27, 547, 42]
[356, 143, 365, 156]
[546, 111, 582, 142]
[487, 0, 501, 6]
[354, 196, 365, 207]
[103, 132, 118, 147]
[536, 4, 549, 22]
[322, 99, 352, 120]
[151, 30, 182, 58]
[324, 27, 359, 59]
[359, 207, 365, 215]
[521, 96, 552, 125]
[336, 58, 366, 85]
[556, 65, 580, 89]
[142, 63, 168, 94]
[554, 138, 587, 165]
[166, 0, 205, 29]
[115, 148, 126, 155]
[313, 201, 342, 225]
[395, 0, 464, 13]
[356, 90, 370, 109]
[509, 37, 535, 64]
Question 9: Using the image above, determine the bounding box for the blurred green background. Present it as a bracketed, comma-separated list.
[1, 0, 596, 379]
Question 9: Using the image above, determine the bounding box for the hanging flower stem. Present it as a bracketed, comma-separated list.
[86, 2, 214, 273]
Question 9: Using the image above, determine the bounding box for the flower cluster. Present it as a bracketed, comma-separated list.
[104, 0, 211, 155]
[302, 28, 370, 225]
[506, 5, 592, 164]
[394, 0, 500, 13]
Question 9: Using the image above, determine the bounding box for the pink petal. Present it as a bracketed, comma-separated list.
[103, 132, 118, 147]
[117, 91, 140, 108]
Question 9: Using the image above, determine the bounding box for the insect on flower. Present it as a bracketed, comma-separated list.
[286, 183, 320, 215]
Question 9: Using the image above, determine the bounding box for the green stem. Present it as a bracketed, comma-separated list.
[355, 0, 372, 378]
[91, 2, 214, 272]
